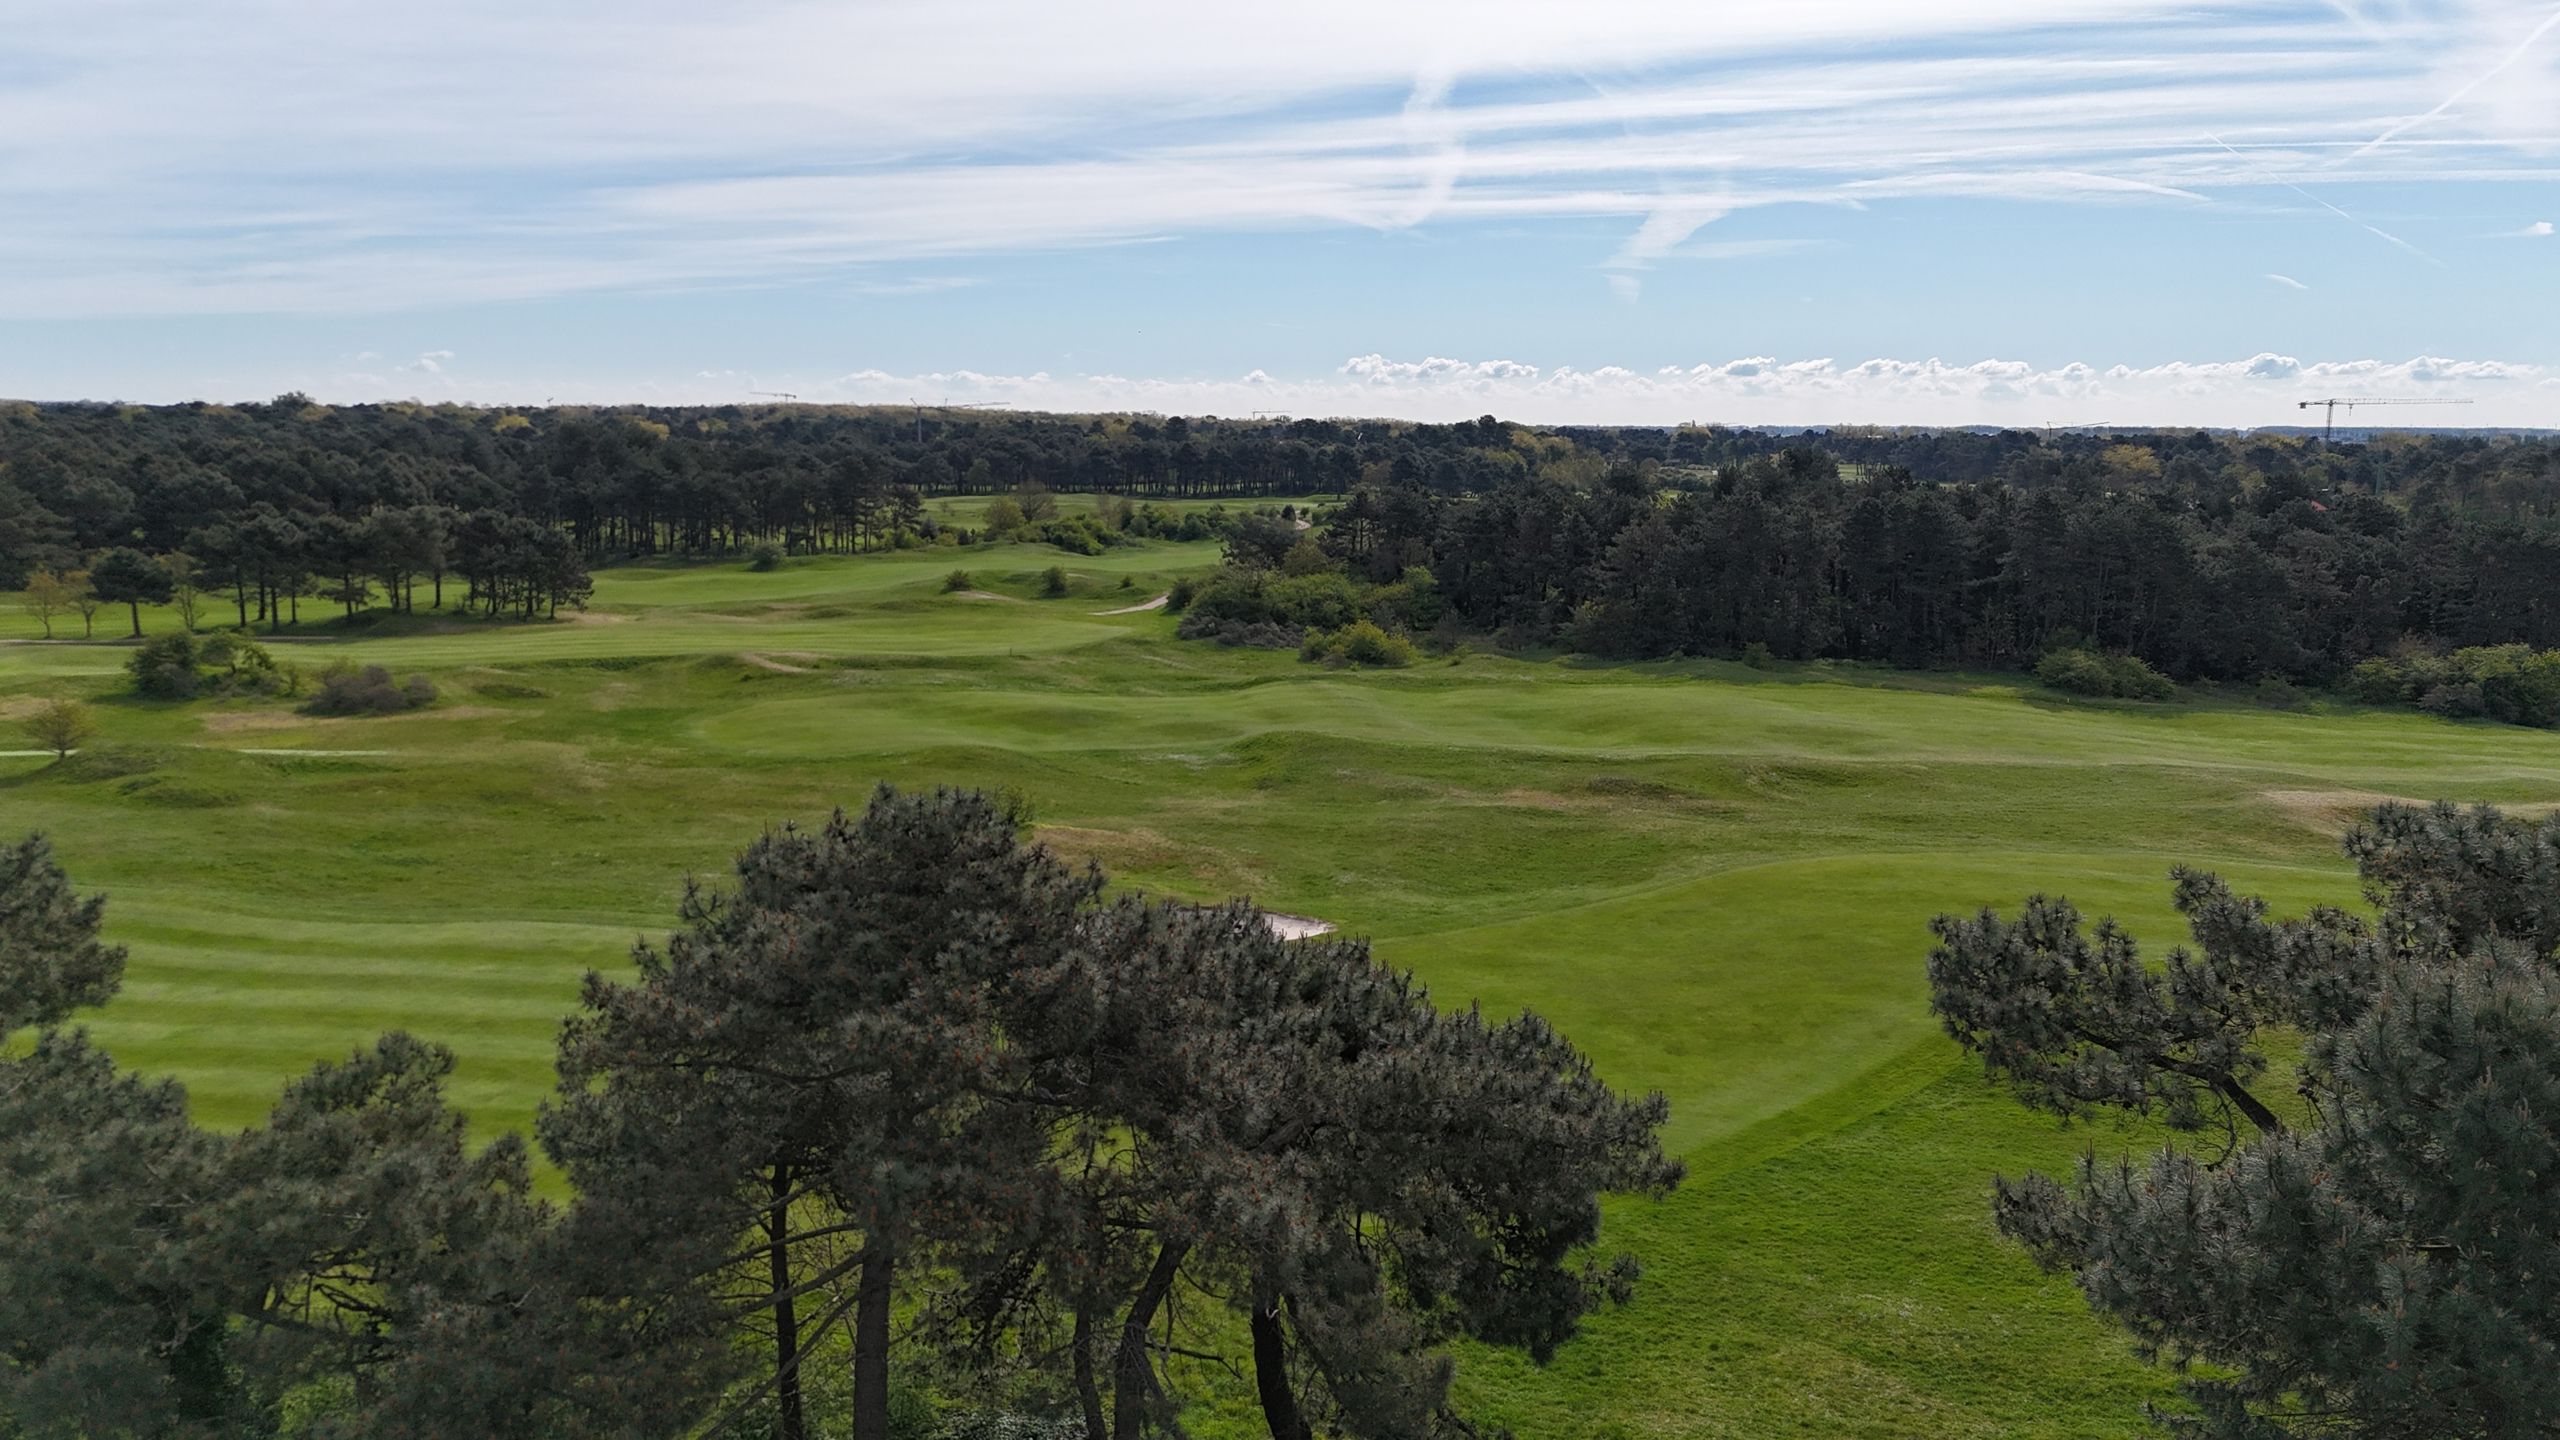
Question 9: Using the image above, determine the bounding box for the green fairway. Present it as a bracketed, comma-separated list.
[7, 529, 2560, 1436]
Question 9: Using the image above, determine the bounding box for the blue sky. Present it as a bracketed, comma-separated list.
[3, 0, 2556, 425]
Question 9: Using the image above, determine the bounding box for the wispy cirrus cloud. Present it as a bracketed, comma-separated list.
[6, 1, 2560, 317]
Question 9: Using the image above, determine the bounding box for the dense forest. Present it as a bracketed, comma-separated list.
[1303, 446, 2560, 684]
[7, 396, 2560, 688]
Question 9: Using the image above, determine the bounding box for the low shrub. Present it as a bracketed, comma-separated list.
[127, 630, 297, 701]
[2248, 676, 2306, 710]
[2036, 647, 2173, 701]
[1039, 565, 1070, 598]
[2419, 681, 2487, 720]
[746, 541, 784, 572]
[1364, 567, 1443, 634]
[1165, 576, 1199, 612]
[1301, 619, 1419, 668]
[1742, 641, 1778, 670]
[942, 569, 974, 592]
[306, 663, 437, 717]
[1019, 516, 1131, 555]
[1175, 615, 1302, 648]
[2347, 643, 2560, 727]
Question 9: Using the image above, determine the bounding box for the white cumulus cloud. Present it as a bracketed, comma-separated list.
[290, 350, 2551, 429]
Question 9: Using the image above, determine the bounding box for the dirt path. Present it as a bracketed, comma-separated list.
[954, 589, 1023, 602]
[1092, 593, 1171, 616]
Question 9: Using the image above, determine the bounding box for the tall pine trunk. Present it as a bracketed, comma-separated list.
[852, 1238, 895, 1440]
[1111, 1241, 1190, 1440]
[1248, 1287, 1310, 1440]
[1073, 1302, 1108, 1440]
[766, 1169, 806, 1440]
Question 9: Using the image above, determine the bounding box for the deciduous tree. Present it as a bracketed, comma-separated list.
[17, 697, 95, 762]
[19, 570, 70, 638]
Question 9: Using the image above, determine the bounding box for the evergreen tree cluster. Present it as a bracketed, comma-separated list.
[0, 790, 1680, 1439]
[1317, 445, 2560, 685]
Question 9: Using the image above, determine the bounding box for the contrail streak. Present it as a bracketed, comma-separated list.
[2351, 3, 2560, 159]
[2205, 132, 2440, 264]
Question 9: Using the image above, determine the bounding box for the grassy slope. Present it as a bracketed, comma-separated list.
[6, 529, 2559, 1437]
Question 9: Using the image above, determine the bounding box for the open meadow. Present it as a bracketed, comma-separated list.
[9, 522, 2560, 1438]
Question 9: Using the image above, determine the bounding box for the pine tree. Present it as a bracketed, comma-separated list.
[1928, 801, 2560, 1438]
[543, 785, 1102, 1440]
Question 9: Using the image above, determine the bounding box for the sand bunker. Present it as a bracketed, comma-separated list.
[1093, 593, 1170, 616]
[1262, 911, 1337, 941]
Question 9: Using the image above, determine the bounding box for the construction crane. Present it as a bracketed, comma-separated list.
[2297, 397, 2472, 444]
[751, 390, 799, 403]
[908, 398, 1010, 442]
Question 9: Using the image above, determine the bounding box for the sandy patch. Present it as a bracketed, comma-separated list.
[955, 590, 1023, 603]
[201, 710, 316, 734]
[2263, 788, 2558, 833]
[234, 748, 394, 758]
[1093, 593, 1171, 616]
[202, 705, 504, 735]
[740, 652, 821, 674]
[564, 609, 631, 624]
[1261, 911, 1336, 941]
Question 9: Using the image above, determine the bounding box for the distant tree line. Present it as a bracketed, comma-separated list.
[11, 398, 2559, 679]
[9, 397, 2553, 583]
[1305, 447, 2560, 686]
[0, 787, 1680, 1439]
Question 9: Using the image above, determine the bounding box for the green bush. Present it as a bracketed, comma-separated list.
[2035, 648, 2172, 701]
[1165, 576, 1199, 612]
[2347, 655, 2421, 704]
[127, 630, 296, 701]
[942, 569, 974, 592]
[2100, 653, 2174, 701]
[2455, 644, 2560, 728]
[1302, 619, 1419, 668]
[1264, 573, 1363, 629]
[1742, 641, 1778, 670]
[746, 541, 784, 572]
[1365, 567, 1444, 634]
[306, 663, 436, 716]
[2034, 648, 2118, 697]
[2350, 644, 2560, 727]
[1039, 565, 1069, 598]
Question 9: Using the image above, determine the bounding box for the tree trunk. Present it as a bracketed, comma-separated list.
[127, 600, 143, 637]
[1074, 1301, 1108, 1440]
[2217, 1074, 2286, 1136]
[767, 1170, 806, 1440]
[1112, 1241, 1190, 1440]
[852, 1238, 895, 1440]
[1248, 1288, 1310, 1440]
